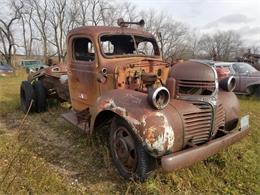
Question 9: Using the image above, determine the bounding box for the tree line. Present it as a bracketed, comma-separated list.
[0, 0, 258, 66]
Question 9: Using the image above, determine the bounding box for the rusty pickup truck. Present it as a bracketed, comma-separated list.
[20, 19, 250, 181]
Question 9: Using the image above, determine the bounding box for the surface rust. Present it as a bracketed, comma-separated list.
[30, 24, 246, 164]
[64, 25, 242, 157]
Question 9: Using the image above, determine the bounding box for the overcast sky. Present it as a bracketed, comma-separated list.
[122, 0, 260, 47]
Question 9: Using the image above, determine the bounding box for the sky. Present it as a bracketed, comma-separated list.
[123, 0, 260, 47]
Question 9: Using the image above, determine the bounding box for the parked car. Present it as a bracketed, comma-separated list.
[0, 61, 15, 76]
[215, 62, 260, 97]
[20, 60, 48, 73]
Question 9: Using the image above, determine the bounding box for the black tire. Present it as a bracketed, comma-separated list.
[109, 117, 156, 181]
[20, 81, 35, 113]
[254, 85, 260, 98]
[33, 80, 47, 113]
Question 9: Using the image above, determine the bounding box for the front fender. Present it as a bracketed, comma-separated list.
[246, 81, 260, 90]
[92, 89, 175, 157]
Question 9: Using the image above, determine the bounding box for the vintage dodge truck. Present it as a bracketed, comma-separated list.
[20, 19, 250, 181]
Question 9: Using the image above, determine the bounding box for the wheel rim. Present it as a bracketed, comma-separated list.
[112, 126, 137, 173]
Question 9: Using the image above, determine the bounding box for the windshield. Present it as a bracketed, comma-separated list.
[24, 61, 42, 66]
[233, 63, 257, 74]
[100, 34, 160, 58]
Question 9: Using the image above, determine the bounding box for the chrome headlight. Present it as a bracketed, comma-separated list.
[219, 76, 236, 92]
[148, 86, 170, 109]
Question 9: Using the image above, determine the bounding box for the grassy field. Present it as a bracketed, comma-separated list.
[0, 71, 259, 194]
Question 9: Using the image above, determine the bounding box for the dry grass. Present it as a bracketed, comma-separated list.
[0, 70, 259, 194]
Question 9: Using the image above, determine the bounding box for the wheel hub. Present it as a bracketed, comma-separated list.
[112, 126, 137, 172]
[115, 137, 129, 160]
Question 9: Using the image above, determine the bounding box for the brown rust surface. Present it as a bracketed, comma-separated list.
[93, 89, 176, 157]
[170, 61, 215, 81]
[67, 26, 154, 40]
[63, 23, 242, 160]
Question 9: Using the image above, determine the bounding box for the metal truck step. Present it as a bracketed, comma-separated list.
[62, 110, 89, 132]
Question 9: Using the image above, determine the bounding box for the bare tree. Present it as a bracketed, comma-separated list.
[0, 1, 23, 66]
[199, 31, 242, 61]
[29, 0, 49, 63]
[66, 0, 79, 30]
[48, 0, 67, 62]
[71, 0, 89, 26]
[141, 10, 190, 62]
[15, 0, 35, 57]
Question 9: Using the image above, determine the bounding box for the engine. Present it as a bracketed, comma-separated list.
[116, 60, 171, 109]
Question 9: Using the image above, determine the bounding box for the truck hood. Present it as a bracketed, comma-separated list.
[170, 61, 216, 81]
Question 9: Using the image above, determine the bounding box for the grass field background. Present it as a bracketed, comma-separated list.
[0, 71, 259, 194]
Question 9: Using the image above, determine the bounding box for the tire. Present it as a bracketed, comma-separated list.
[253, 85, 260, 98]
[33, 80, 47, 113]
[109, 117, 156, 181]
[20, 81, 35, 113]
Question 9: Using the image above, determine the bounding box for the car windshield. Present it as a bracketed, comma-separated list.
[233, 63, 257, 74]
[24, 61, 42, 66]
[100, 34, 160, 58]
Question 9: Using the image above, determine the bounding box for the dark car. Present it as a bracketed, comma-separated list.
[0, 62, 15, 76]
[215, 62, 260, 96]
[20, 60, 48, 73]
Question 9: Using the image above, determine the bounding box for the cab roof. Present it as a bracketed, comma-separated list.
[67, 26, 154, 38]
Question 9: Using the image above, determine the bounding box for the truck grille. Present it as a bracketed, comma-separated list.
[177, 80, 215, 95]
[213, 103, 225, 135]
[183, 102, 212, 145]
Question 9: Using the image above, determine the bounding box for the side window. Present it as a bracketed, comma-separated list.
[73, 38, 95, 62]
[232, 64, 239, 73]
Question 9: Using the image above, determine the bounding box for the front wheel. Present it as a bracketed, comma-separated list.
[254, 85, 260, 98]
[109, 117, 156, 181]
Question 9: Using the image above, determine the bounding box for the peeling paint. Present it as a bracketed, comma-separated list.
[103, 98, 141, 126]
[141, 112, 174, 156]
[99, 95, 175, 157]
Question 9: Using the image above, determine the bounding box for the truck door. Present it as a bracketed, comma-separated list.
[68, 36, 99, 111]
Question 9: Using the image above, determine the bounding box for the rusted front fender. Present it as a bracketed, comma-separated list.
[92, 89, 178, 157]
[218, 91, 240, 130]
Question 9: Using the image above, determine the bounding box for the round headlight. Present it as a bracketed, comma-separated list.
[219, 76, 236, 92]
[148, 86, 170, 109]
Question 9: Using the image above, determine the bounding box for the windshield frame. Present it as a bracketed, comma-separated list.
[98, 33, 161, 59]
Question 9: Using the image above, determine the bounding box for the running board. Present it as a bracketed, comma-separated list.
[62, 110, 90, 132]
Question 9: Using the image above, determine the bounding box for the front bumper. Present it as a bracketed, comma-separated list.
[161, 120, 250, 172]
